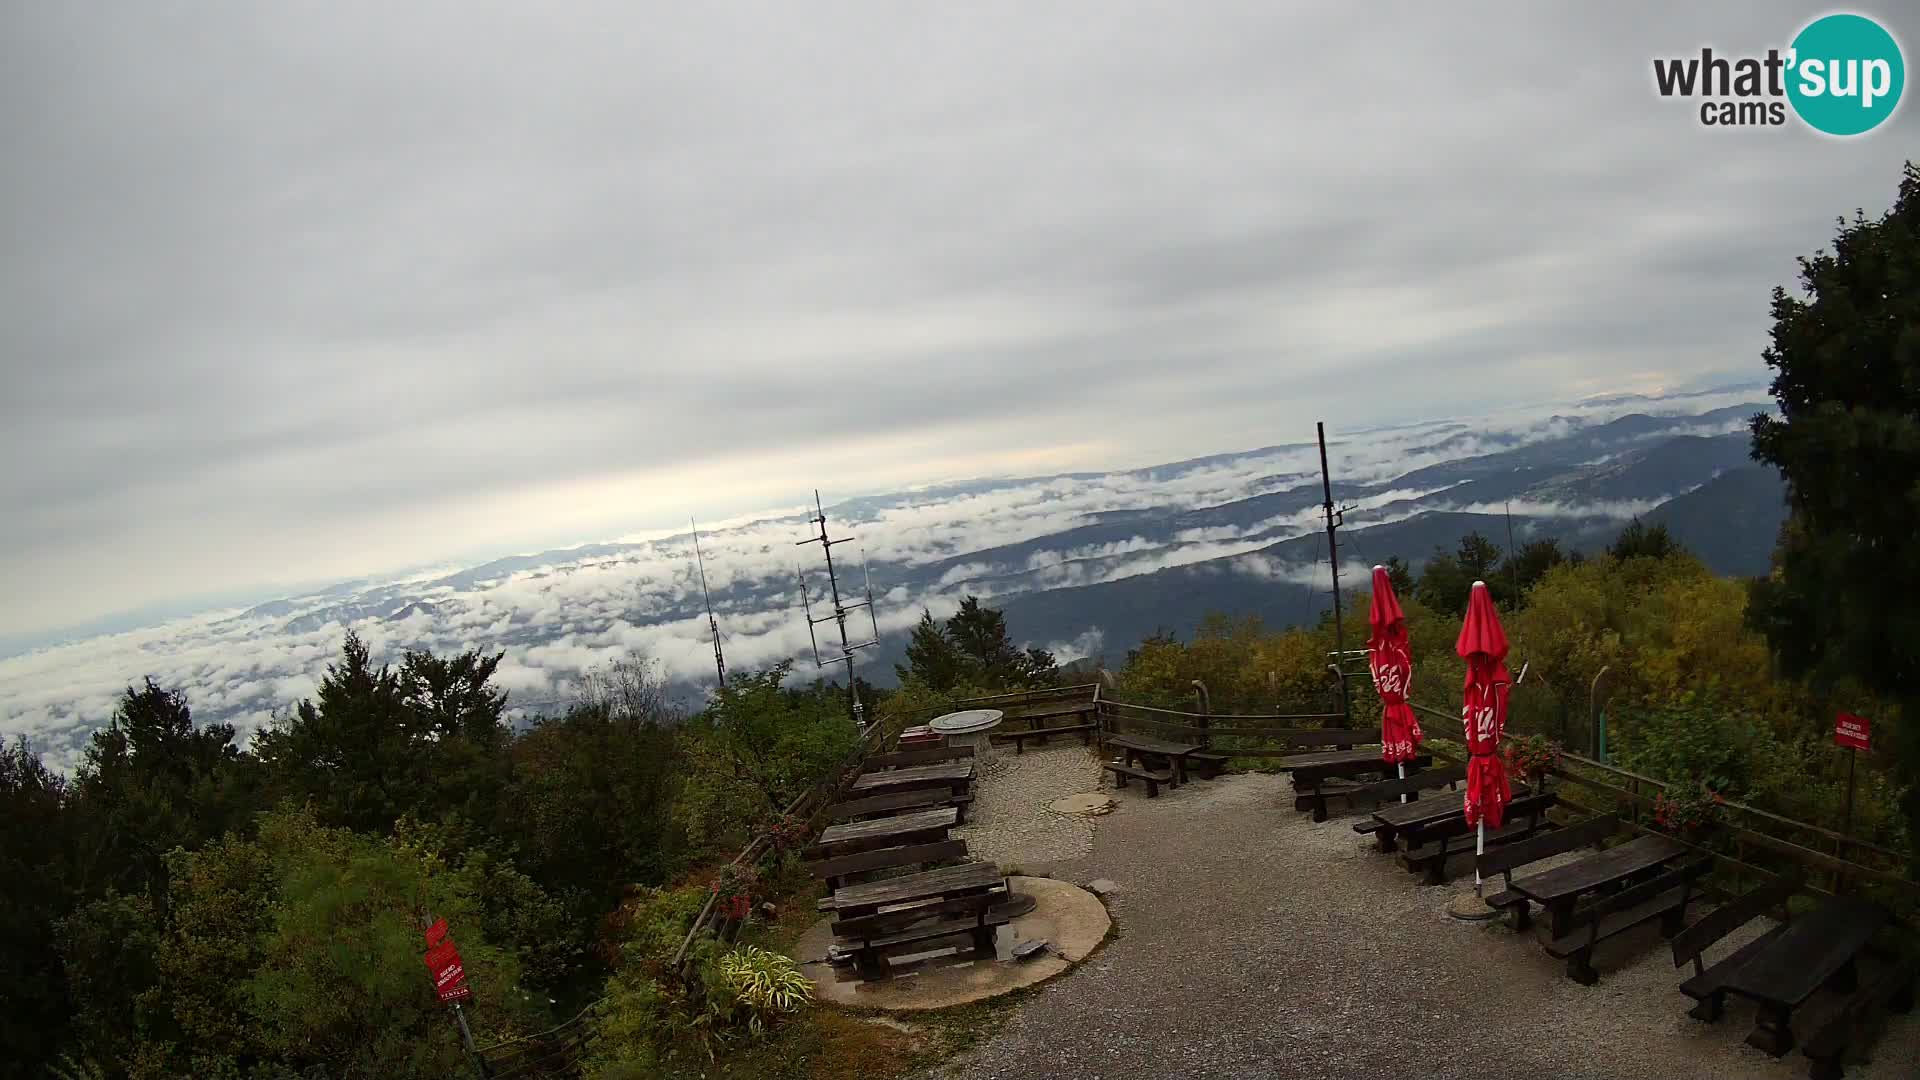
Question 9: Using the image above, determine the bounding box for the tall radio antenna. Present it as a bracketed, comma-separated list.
[795, 489, 881, 728]
[691, 518, 727, 690]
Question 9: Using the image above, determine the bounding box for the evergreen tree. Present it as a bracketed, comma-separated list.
[897, 609, 967, 691]
[1747, 162, 1920, 866]
[1608, 519, 1683, 561]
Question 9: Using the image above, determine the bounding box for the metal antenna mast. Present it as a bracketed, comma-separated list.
[795, 490, 880, 728]
[691, 519, 727, 690]
[1318, 422, 1359, 723]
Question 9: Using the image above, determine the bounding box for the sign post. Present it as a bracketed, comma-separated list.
[423, 916, 488, 1078]
[1834, 712, 1871, 838]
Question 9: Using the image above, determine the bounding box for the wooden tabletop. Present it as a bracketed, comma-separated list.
[1370, 788, 1468, 828]
[1724, 896, 1890, 1008]
[850, 761, 975, 792]
[1107, 733, 1199, 756]
[822, 860, 1004, 912]
[1279, 747, 1385, 770]
[1508, 833, 1686, 904]
[1368, 782, 1536, 830]
[816, 806, 958, 850]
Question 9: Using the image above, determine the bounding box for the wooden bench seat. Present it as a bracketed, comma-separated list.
[1803, 957, 1916, 1080]
[1544, 856, 1712, 985]
[1398, 792, 1556, 885]
[846, 908, 1011, 978]
[865, 745, 975, 770]
[1477, 814, 1620, 931]
[1103, 760, 1172, 798]
[804, 838, 968, 892]
[1671, 872, 1801, 1022]
[1005, 705, 1096, 726]
[1347, 762, 1465, 810]
[1186, 750, 1229, 779]
[828, 787, 974, 825]
[1000, 722, 1097, 753]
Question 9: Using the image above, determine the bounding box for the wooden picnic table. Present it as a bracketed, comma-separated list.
[1283, 747, 1434, 822]
[1107, 733, 1201, 785]
[1506, 832, 1686, 939]
[1362, 783, 1536, 851]
[1721, 895, 1892, 1056]
[814, 806, 958, 856]
[849, 760, 974, 798]
[823, 860, 1008, 979]
[822, 860, 1005, 917]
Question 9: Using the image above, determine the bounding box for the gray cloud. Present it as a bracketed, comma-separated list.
[3, 1, 1914, 638]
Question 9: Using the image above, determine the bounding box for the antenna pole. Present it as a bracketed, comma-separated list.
[692, 519, 727, 689]
[795, 490, 880, 728]
[1318, 422, 1351, 723]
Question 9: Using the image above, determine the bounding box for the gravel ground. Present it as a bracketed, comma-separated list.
[953, 743, 1105, 868]
[917, 771, 1920, 1080]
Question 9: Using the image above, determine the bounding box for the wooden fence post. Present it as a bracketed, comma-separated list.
[1191, 680, 1211, 750]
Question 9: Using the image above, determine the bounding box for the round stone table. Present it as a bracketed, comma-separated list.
[929, 708, 1005, 771]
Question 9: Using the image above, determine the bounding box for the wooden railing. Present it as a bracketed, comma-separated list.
[1406, 699, 1918, 913]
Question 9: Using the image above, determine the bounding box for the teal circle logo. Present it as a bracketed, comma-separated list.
[1786, 13, 1904, 136]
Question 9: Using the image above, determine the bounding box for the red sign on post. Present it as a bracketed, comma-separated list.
[1835, 712, 1871, 752]
[423, 931, 473, 1003]
[424, 918, 449, 949]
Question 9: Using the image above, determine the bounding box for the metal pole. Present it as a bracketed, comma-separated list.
[452, 1002, 489, 1078]
[692, 519, 728, 689]
[1843, 747, 1858, 838]
[1317, 422, 1350, 723]
[1504, 501, 1519, 609]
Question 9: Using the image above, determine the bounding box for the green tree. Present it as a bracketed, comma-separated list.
[253, 632, 514, 837]
[1748, 162, 1920, 864]
[74, 679, 253, 903]
[1, 739, 83, 1077]
[1380, 556, 1416, 598]
[1608, 519, 1683, 562]
[897, 609, 967, 692]
[1496, 537, 1573, 601]
[1416, 532, 1504, 615]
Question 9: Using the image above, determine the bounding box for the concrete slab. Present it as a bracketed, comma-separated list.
[1047, 792, 1115, 816]
[797, 876, 1108, 1011]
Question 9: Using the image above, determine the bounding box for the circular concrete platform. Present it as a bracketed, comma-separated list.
[796, 876, 1109, 1010]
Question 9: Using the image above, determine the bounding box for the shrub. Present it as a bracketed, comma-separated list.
[714, 946, 813, 1035]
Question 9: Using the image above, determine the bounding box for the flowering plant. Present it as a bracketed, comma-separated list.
[1652, 780, 1725, 836]
[710, 862, 760, 922]
[1502, 733, 1563, 788]
[764, 813, 809, 853]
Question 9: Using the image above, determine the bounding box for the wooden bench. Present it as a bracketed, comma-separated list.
[1107, 734, 1199, 785]
[1723, 895, 1894, 1057]
[1001, 722, 1098, 753]
[1802, 955, 1915, 1080]
[1287, 749, 1434, 822]
[1398, 791, 1557, 885]
[1478, 814, 1620, 930]
[1186, 750, 1229, 779]
[1545, 856, 1713, 985]
[1349, 763, 1464, 815]
[1670, 872, 1802, 1022]
[804, 838, 969, 891]
[821, 861, 1009, 980]
[1004, 704, 1096, 728]
[809, 806, 958, 859]
[865, 745, 975, 770]
[1103, 760, 1173, 798]
[827, 787, 974, 825]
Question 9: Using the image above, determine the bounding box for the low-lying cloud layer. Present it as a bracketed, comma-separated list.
[0, 389, 1768, 770]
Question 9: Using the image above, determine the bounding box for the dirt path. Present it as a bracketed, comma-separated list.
[917, 768, 1919, 1080]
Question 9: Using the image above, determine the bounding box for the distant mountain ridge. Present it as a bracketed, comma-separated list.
[0, 388, 1790, 767]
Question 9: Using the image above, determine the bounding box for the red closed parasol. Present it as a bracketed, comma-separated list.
[1367, 567, 1422, 778]
[1457, 581, 1513, 854]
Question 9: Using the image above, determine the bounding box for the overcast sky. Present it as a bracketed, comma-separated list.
[2, 2, 1914, 642]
